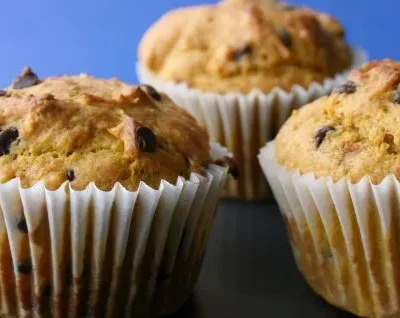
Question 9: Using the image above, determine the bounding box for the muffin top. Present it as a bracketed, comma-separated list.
[139, 0, 352, 94]
[0, 67, 215, 190]
[275, 59, 400, 184]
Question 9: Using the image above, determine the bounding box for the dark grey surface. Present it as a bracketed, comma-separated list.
[173, 200, 355, 318]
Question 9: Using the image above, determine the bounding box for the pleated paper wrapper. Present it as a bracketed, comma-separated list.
[0, 143, 229, 318]
[137, 48, 367, 201]
[259, 142, 400, 317]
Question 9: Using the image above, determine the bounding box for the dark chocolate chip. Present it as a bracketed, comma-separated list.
[392, 91, 400, 104]
[140, 84, 161, 101]
[12, 68, 40, 89]
[233, 45, 252, 61]
[315, 125, 336, 148]
[17, 217, 28, 233]
[334, 81, 357, 94]
[17, 260, 32, 274]
[384, 133, 397, 154]
[277, 27, 292, 48]
[135, 126, 157, 153]
[0, 90, 7, 97]
[66, 169, 75, 181]
[0, 127, 19, 156]
[214, 156, 239, 179]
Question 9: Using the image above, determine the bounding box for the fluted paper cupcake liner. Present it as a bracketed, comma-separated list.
[0, 143, 229, 318]
[259, 142, 400, 317]
[137, 48, 367, 201]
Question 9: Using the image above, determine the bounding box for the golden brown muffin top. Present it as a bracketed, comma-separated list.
[0, 67, 214, 190]
[275, 59, 400, 184]
[139, 0, 352, 94]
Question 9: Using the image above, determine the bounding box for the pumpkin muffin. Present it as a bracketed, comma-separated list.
[139, 0, 352, 93]
[0, 67, 230, 317]
[137, 0, 365, 200]
[260, 60, 400, 317]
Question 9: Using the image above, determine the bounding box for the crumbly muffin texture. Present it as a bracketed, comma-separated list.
[0, 67, 212, 190]
[139, 0, 352, 93]
[275, 59, 400, 184]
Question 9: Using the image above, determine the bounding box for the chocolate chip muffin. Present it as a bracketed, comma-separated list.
[275, 59, 400, 184]
[1, 67, 217, 191]
[259, 60, 400, 317]
[137, 0, 365, 200]
[0, 68, 230, 317]
[139, 0, 352, 93]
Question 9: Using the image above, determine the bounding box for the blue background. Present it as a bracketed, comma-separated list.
[1, 0, 396, 87]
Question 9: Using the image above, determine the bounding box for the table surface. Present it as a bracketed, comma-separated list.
[172, 200, 355, 318]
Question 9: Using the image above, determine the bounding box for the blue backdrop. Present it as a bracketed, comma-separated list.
[1, 0, 396, 87]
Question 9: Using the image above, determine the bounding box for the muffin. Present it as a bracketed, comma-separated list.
[0, 67, 230, 317]
[137, 0, 366, 200]
[259, 59, 400, 317]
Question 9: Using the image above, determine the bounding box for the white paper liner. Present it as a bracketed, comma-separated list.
[258, 141, 400, 317]
[137, 48, 367, 200]
[0, 143, 229, 318]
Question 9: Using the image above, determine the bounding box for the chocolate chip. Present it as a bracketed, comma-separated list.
[214, 156, 239, 179]
[12, 67, 40, 89]
[315, 126, 336, 148]
[42, 93, 55, 101]
[277, 27, 292, 48]
[17, 217, 28, 233]
[66, 169, 75, 181]
[334, 81, 357, 94]
[384, 133, 397, 154]
[140, 84, 161, 101]
[233, 45, 252, 61]
[392, 91, 400, 104]
[135, 125, 157, 153]
[0, 90, 7, 97]
[0, 127, 19, 156]
[17, 260, 32, 274]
